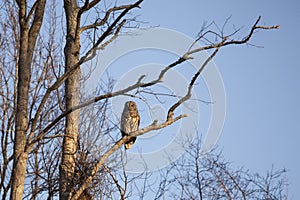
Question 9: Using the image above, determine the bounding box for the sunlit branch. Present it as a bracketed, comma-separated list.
[26, 0, 143, 153]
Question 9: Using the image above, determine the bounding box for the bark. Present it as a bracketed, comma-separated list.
[60, 0, 81, 199]
[11, 0, 46, 199]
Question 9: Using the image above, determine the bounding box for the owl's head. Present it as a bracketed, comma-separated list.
[126, 101, 136, 108]
[124, 101, 139, 117]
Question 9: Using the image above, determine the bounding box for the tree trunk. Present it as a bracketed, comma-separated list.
[11, 1, 46, 199]
[60, 0, 81, 199]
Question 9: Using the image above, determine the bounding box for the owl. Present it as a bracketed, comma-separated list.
[121, 101, 140, 150]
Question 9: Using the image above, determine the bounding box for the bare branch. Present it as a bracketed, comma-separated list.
[79, 0, 102, 13]
[25, 0, 39, 25]
[28, 0, 46, 51]
[28, 52, 187, 150]
[74, 16, 280, 199]
[187, 16, 280, 55]
[84, 19, 126, 62]
[104, 165, 125, 200]
[28, 15, 279, 157]
[70, 114, 186, 200]
[255, 25, 280, 29]
[80, 4, 136, 33]
[26, 0, 143, 153]
[0, 2, 284, 198]
[167, 40, 224, 121]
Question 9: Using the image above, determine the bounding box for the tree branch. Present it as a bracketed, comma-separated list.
[103, 165, 125, 200]
[28, 16, 279, 154]
[187, 16, 280, 55]
[79, 0, 102, 14]
[80, 4, 137, 33]
[28, 0, 46, 51]
[69, 17, 281, 198]
[26, 0, 143, 153]
[27, 52, 187, 150]
[70, 114, 186, 200]
[25, 0, 39, 26]
[167, 40, 224, 121]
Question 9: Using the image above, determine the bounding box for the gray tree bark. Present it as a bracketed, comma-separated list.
[60, 0, 81, 199]
[11, 0, 46, 200]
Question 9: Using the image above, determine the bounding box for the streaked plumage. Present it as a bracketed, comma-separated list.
[121, 101, 140, 150]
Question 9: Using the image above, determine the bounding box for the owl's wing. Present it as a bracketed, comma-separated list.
[121, 117, 131, 136]
[129, 116, 140, 134]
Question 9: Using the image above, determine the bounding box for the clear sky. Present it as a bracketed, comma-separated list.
[133, 0, 300, 199]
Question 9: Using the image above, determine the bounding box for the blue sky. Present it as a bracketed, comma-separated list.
[134, 0, 300, 199]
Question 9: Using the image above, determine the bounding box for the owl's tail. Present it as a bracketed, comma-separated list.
[124, 137, 136, 150]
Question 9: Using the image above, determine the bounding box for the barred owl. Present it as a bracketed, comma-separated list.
[121, 101, 140, 150]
